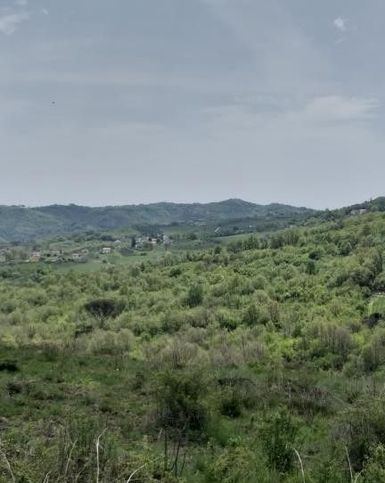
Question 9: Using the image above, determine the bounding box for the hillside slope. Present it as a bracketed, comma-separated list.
[2, 210, 385, 480]
[0, 199, 315, 241]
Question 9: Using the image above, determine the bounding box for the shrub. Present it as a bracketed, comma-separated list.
[361, 328, 385, 372]
[205, 442, 265, 482]
[260, 409, 298, 473]
[340, 399, 385, 471]
[217, 310, 239, 331]
[361, 444, 385, 482]
[83, 298, 125, 319]
[0, 360, 18, 372]
[220, 390, 242, 418]
[155, 339, 208, 370]
[155, 371, 209, 440]
[185, 284, 204, 307]
[242, 303, 269, 326]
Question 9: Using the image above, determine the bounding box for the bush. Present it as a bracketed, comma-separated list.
[242, 303, 269, 326]
[83, 298, 125, 319]
[341, 399, 385, 471]
[185, 284, 204, 307]
[205, 441, 266, 482]
[361, 328, 385, 372]
[217, 310, 239, 331]
[220, 391, 242, 418]
[361, 444, 385, 482]
[260, 409, 298, 473]
[155, 371, 209, 440]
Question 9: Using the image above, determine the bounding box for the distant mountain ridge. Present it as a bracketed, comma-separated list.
[0, 199, 315, 242]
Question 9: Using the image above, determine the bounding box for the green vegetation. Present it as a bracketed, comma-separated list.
[2, 209, 385, 480]
[0, 200, 315, 242]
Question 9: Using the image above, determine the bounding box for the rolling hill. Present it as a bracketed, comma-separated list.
[0, 199, 316, 241]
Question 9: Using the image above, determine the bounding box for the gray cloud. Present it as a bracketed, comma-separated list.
[1, 0, 385, 208]
[0, 10, 29, 35]
[334, 17, 347, 32]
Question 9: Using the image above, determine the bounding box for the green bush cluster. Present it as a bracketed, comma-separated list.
[1, 213, 385, 480]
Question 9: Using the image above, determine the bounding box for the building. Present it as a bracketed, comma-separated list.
[30, 251, 41, 262]
[101, 247, 112, 254]
[351, 208, 368, 216]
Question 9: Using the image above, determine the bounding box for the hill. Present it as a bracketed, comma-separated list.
[0, 199, 315, 241]
[2, 209, 385, 480]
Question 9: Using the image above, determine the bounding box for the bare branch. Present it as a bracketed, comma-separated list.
[64, 439, 77, 477]
[126, 462, 149, 483]
[96, 429, 107, 483]
[294, 448, 305, 483]
[126, 457, 161, 483]
[0, 440, 15, 483]
[345, 446, 354, 483]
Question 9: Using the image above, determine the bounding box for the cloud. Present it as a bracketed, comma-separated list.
[14, 0, 27, 5]
[40, 8, 48, 16]
[203, 96, 379, 134]
[304, 96, 379, 122]
[334, 17, 347, 32]
[0, 11, 29, 35]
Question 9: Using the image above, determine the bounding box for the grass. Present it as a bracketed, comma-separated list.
[49, 251, 165, 273]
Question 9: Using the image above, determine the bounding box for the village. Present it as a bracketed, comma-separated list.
[0, 233, 173, 265]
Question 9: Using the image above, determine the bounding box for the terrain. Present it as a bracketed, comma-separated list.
[1, 200, 385, 481]
[0, 199, 315, 242]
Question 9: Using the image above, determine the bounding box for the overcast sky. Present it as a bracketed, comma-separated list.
[1, 0, 385, 208]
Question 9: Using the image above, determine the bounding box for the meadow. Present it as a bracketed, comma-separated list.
[1, 212, 385, 481]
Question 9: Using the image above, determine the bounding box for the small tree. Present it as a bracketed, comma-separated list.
[155, 371, 208, 440]
[260, 410, 298, 473]
[84, 298, 125, 319]
[185, 284, 204, 307]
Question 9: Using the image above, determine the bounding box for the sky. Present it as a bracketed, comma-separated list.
[1, 0, 385, 208]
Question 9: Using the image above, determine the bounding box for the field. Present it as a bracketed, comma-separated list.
[1, 212, 385, 481]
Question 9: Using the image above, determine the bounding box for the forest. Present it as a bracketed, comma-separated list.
[0, 200, 314, 242]
[1, 210, 385, 481]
